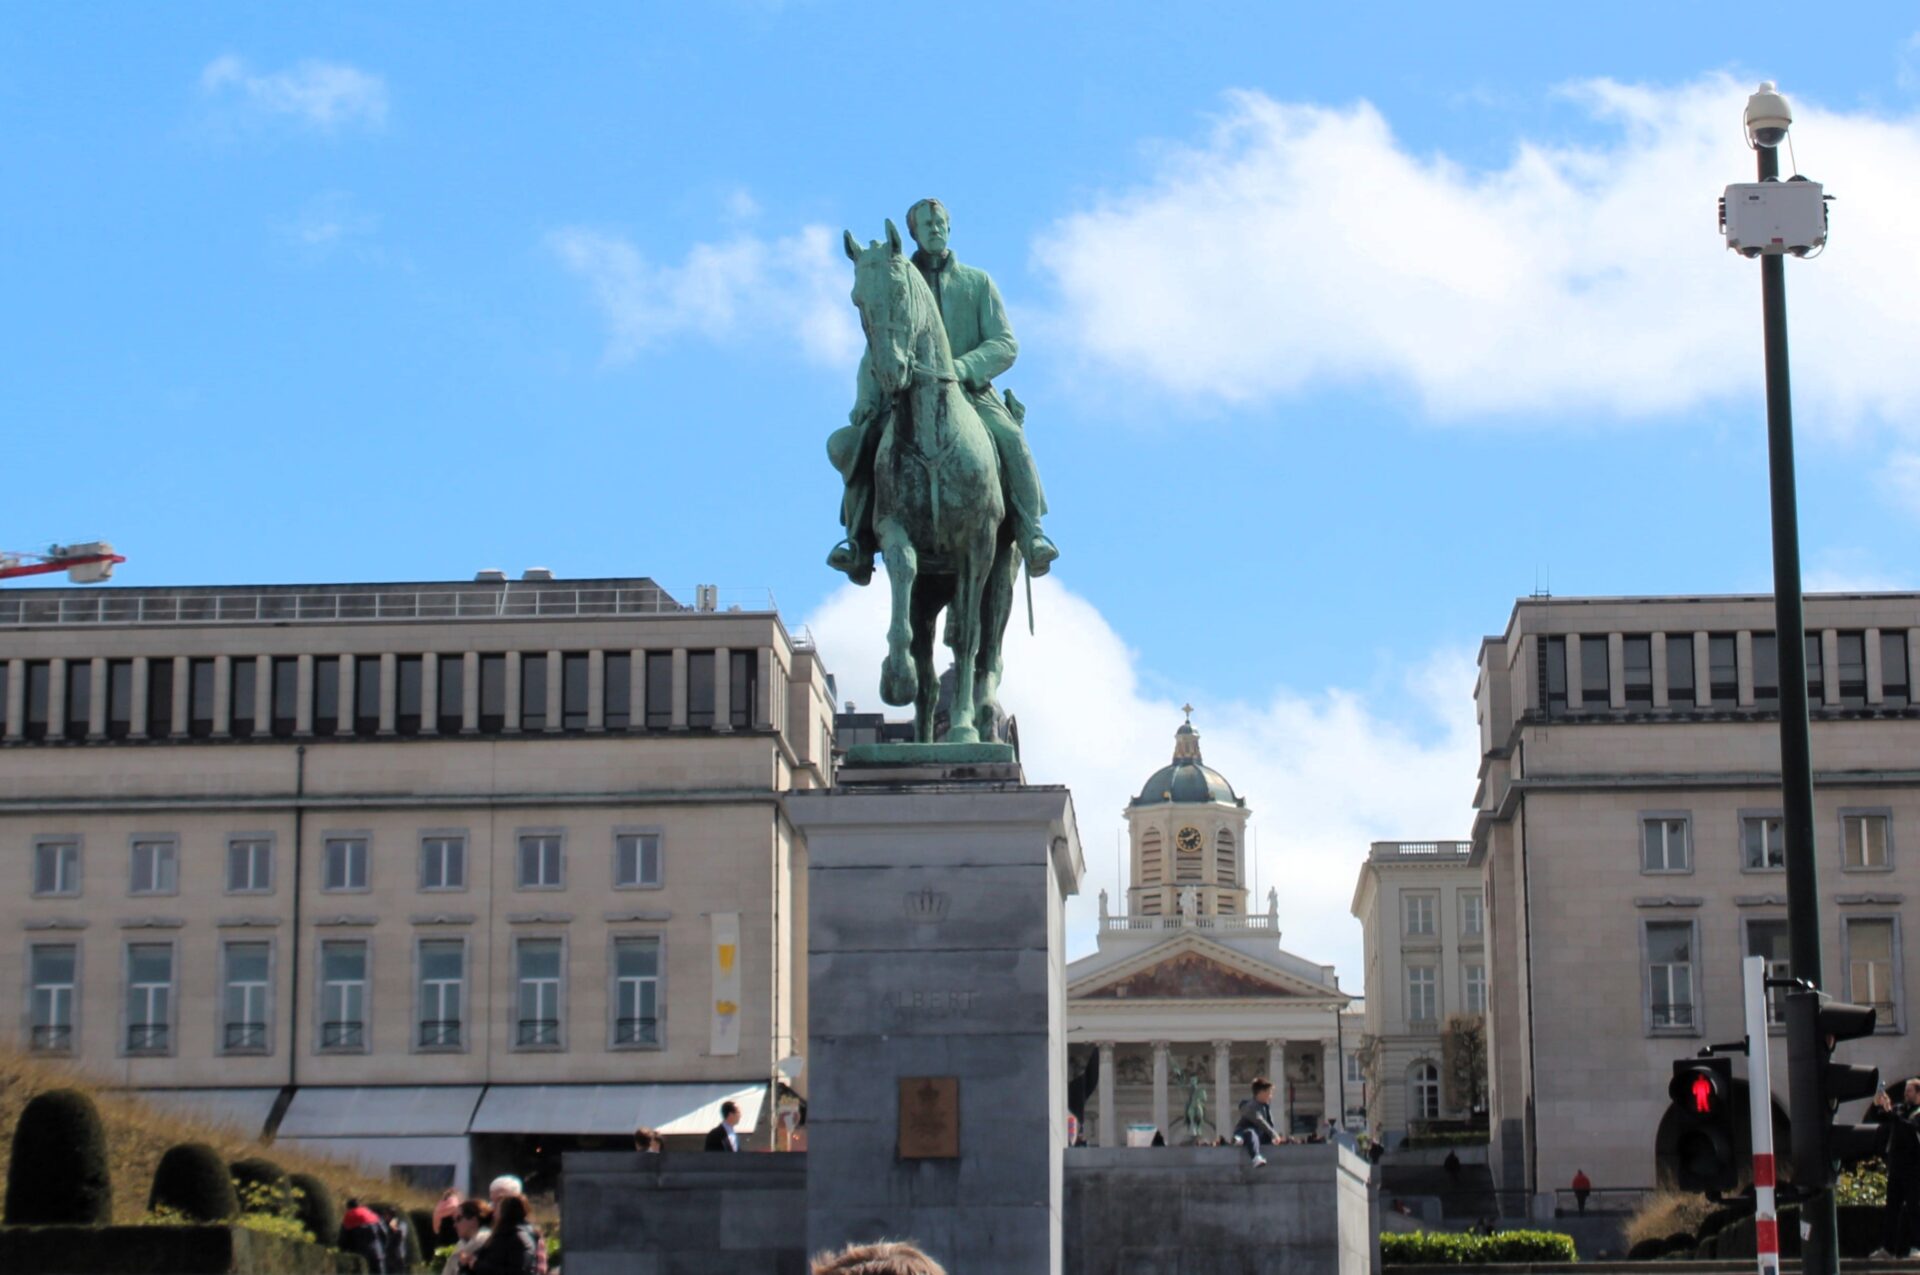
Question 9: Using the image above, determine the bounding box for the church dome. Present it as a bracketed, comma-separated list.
[1131, 715, 1243, 807]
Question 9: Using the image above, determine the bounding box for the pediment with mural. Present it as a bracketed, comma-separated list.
[1075, 950, 1304, 1000]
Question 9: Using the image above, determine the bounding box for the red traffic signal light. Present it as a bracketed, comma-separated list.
[1668, 1056, 1739, 1195]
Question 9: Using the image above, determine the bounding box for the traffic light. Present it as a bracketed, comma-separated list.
[1668, 1055, 1739, 1194]
[1786, 991, 1883, 1187]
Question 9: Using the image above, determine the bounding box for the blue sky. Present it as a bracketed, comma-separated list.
[10, 3, 1920, 969]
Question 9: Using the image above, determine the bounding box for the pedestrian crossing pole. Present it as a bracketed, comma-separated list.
[1743, 955, 1781, 1275]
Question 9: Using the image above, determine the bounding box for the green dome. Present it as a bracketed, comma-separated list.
[1131, 719, 1243, 807]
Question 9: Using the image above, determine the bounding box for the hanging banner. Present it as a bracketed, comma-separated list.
[710, 911, 741, 1056]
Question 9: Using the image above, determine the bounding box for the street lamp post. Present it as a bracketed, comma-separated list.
[1725, 81, 1839, 1275]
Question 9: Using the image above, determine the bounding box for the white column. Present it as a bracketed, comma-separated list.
[1651, 633, 1670, 709]
[1822, 629, 1841, 706]
[1867, 628, 1885, 704]
[1322, 1038, 1341, 1131]
[253, 655, 271, 735]
[1565, 635, 1583, 709]
[48, 658, 66, 736]
[88, 657, 108, 739]
[671, 648, 689, 729]
[129, 657, 148, 740]
[169, 656, 190, 738]
[461, 652, 479, 734]
[504, 652, 522, 731]
[212, 654, 231, 737]
[587, 650, 605, 731]
[295, 654, 314, 736]
[629, 648, 647, 728]
[339, 654, 357, 733]
[1268, 1038, 1288, 1129]
[1151, 1041, 1170, 1142]
[714, 645, 732, 731]
[379, 652, 398, 735]
[1213, 1040, 1233, 1140]
[1736, 630, 1755, 705]
[421, 652, 440, 735]
[1607, 632, 1626, 709]
[544, 650, 562, 733]
[1694, 632, 1713, 706]
[755, 647, 774, 729]
[1098, 1042, 1117, 1148]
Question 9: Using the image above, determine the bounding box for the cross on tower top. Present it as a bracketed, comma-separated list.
[1182, 702, 1194, 724]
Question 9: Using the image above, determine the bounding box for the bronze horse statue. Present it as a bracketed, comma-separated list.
[842, 220, 1018, 745]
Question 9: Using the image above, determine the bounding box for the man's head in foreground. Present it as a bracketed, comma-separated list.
[812, 1239, 947, 1275]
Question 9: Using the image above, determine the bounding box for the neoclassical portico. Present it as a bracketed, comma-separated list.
[1065, 716, 1356, 1145]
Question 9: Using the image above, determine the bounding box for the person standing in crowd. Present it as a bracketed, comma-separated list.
[705, 1100, 743, 1151]
[487, 1177, 547, 1275]
[442, 1200, 492, 1275]
[432, 1188, 464, 1248]
[1871, 1080, 1920, 1257]
[812, 1240, 948, 1274]
[340, 1197, 390, 1274]
[1571, 1168, 1592, 1216]
[1232, 1077, 1285, 1167]
[462, 1193, 539, 1275]
[634, 1126, 661, 1152]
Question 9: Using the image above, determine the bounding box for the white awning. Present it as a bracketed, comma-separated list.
[469, 1082, 766, 1136]
[132, 1088, 282, 1138]
[278, 1086, 484, 1138]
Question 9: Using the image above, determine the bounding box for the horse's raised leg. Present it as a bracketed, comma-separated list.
[877, 525, 919, 708]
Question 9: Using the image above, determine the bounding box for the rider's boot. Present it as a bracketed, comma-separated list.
[827, 538, 875, 587]
[1022, 526, 1059, 577]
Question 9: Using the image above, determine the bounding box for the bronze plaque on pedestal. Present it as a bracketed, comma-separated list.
[898, 1076, 960, 1159]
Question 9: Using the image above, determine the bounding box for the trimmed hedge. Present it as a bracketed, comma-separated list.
[1381, 1229, 1578, 1265]
[0, 1224, 368, 1274]
[150, 1142, 239, 1222]
[371, 1200, 422, 1271]
[231, 1157, 292, 1217]
[288, 1172, 338, 1246]
[4, 1088, 112, 1226]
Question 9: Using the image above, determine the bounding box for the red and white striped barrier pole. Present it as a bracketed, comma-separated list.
[1744, 955, 1781, 1275]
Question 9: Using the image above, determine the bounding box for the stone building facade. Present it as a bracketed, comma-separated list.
[1349, 840, 1484, 1145]
[0, 576, 834, 1191]
[1474, 592, 1920, 1202]
[1067, 717, 1362, 1146]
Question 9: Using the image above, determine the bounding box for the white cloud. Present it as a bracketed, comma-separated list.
[1038, 76, 1920, 427]
[1882, 451, 1920, 520]
[803, 578, 1479, 980]
[549, 223, 859, 366]
[200, 55, 387, 132]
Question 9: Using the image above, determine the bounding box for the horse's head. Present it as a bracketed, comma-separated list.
[844, 218, 917, 395]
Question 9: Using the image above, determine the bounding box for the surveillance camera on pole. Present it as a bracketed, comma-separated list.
[1720, 83, 1830, 258]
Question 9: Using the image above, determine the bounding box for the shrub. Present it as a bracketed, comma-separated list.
[1699, 1205, 1743, 1238]
[1381, 1229, 1577, 1265]
[1627, 1237, 1666, 1261]
[1661, 1231, 1695, 1254]
[372, 1200, 423, 1270]
[1837, 1156, 1887, 1207]
[409, 1206, 437, 1250]
[288, 1172, 339, 1246]
[4, 1086, 112, 1225]
[232, 1156, 293, 1217]
[149, 1142, 239, 1222]
[1624, 1189, 1711, 1250]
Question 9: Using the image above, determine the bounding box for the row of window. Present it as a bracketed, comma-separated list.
[25, 934, 664, 1058]
[3, 648, 760, 741]
[30, 829, 664, 898]
[1639, 810, 1892, 874]
[1400, 890, 1484, 939]
[1644, 914, 1898, 1033]
[1542, 630, 1912, 716]
[1403, 959, 1487, 1023]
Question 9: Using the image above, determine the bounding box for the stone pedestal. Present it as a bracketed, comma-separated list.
[790, 772, 1083, 1274]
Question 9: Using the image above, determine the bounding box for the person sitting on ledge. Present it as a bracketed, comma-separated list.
[1232, 1077, 1286, 1167]
[812, 1240, 947, 1274]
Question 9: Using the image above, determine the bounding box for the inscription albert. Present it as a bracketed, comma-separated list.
[878, 988, 980, 1027]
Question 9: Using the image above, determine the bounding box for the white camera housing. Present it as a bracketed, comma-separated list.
[1721, 180, 1827, 257]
